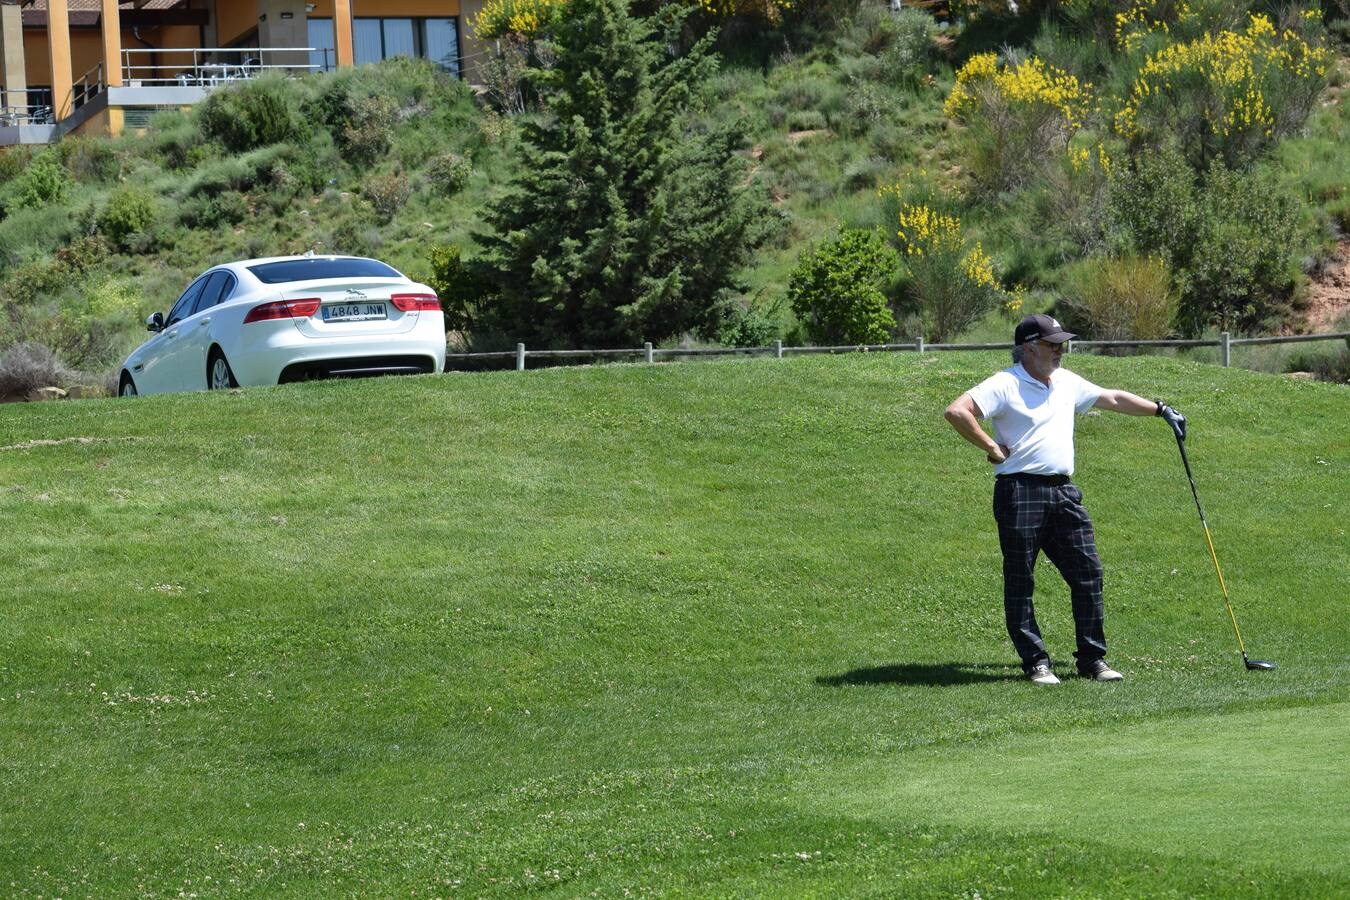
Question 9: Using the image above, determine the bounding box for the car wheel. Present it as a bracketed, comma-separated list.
[208, 349, 239, 390]
[119, 373, 138, 397]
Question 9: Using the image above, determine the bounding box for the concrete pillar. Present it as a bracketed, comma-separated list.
[256, 0, 309, 70]
[101, 0, 123, 88]
[0, 3, 27, 112]
[333, 0, 354, 68]
[47, 0, 74, 121]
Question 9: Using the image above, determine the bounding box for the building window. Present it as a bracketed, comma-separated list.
[424, 19, 459, 75]
[343, 17, 461, 75]
[308, 17, 337, 72]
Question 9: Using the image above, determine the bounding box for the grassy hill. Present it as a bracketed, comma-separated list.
[3, 5, 1349, 392]
[2, 355, 1346, 894]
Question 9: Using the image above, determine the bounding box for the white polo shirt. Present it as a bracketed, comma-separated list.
[966, 364, 1102, 476]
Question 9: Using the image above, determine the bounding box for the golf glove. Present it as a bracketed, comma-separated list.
[1156, 402, 1186, 440]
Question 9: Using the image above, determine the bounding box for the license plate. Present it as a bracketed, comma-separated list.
[322, 302, 387, 322]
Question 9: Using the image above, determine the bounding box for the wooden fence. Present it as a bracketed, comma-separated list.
[446, 331, 1350, 371]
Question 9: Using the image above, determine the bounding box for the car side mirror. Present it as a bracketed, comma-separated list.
[146, 312, 164, 333]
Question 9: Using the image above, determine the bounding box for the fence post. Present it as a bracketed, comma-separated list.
[774, 339, 783, 359]
[644, 341, 653, 364]
[916, 335, 925, 354]
[1220, 331, 1230, 367]
[516, 343, 526, 371]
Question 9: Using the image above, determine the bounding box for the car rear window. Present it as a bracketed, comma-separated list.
[247, 258, 401, 284]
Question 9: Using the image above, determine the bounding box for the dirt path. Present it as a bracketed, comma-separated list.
[1302, 238, 1350, 333]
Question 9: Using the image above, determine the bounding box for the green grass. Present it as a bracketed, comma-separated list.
[1, 354, 1346, 894]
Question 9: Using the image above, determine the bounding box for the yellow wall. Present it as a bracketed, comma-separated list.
[215, 3, 259, 47]
[24, 26, 208, 85]
[232, 1, 462, 31]
[355, 1, 461, 14]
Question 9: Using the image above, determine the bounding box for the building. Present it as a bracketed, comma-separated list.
[0, 0, 487, 145]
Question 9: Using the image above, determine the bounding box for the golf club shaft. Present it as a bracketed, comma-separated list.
[1175, 436, 1250, 659]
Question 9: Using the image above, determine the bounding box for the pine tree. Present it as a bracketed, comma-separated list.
[474, 0, 769, 349]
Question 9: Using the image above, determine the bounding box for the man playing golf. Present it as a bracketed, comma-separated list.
[944, 314, 1186, 685]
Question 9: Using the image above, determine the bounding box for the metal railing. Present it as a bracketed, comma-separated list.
[73, 62, 105, 111]
[445, 331, 1350, 372]
[0, 105, 55, 126]
[120, 47, 322, 87]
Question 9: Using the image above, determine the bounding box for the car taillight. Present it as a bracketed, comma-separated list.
[390, 293, 441, 312]
[243, 298, 321, 324]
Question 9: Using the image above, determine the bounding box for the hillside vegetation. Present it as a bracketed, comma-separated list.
[1, 354, 1347, 893]
[0, 0, 1348, 394]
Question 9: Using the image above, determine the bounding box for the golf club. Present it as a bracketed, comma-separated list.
[1167, 415, 1276, 671]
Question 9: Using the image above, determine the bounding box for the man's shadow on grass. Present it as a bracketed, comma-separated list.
[816, 662, 1023, 687]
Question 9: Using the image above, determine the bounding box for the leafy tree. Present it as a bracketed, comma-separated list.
[788, 229, 898, 345]
[473, 0, 771, 349]
[1107, 142, 1301, 335]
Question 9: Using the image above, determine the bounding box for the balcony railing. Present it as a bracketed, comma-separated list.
[119, 47, 324, 88]
[0, 105, 55, 126]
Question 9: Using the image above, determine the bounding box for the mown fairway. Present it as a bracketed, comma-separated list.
[1, 353, 1346, 896]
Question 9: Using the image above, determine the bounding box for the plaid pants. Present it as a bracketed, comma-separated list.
[993, 475, 1107, 672]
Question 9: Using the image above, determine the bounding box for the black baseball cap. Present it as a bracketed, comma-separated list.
[1014, 314, 1076, 346]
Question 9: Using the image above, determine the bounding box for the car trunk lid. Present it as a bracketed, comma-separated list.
[283, 279, 431, 338]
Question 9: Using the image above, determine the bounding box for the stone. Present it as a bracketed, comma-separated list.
[26, 386, 67, 402]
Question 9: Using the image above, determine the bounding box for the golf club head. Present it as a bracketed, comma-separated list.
[1245, 659, 1277, 671]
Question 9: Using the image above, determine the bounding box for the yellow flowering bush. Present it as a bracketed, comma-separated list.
[1114, 12, 1330, 167]
[944, 53, 1093, 192]
[890, 197, 1022, 340]
[693, 0, 792, 19]
[473, 0, 568, 39]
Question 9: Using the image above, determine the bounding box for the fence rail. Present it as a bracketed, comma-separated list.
[445, 331, 1350, 371]
[119, 47, 321, 88]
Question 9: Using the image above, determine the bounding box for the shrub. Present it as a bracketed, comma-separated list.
[179, 191, 249, 229]
[892, 200, 1023, 342]
[426, 151, 473, 196]
[179, 145, 289, 198]
[97, 188, 158, 250]
[718, 297, 782, 347]
[341, 94, 399, 166]
[0, 342, 73, 397]
[1285, 347, 1350, 383]
[1114, 12, 1331, 169]
[1107, 145, 1302, 335]
[198, 76, 308, 152]
[60, 137, 121, 183]
[877, 8, 938, 90]
[5, 154, 70, 211]
[944, 53, 1092, 193]
[425, 243, 493, 334]
[0, 147, 31, 186]
[788, 229, 899, 344]
[478, 35, 537, 115]
[362, 172, 410, 221]
[1063, 254, 1178, 340]
[3, 258, 67, 306]
[1182, 164, 1302, 335]
[53, 235, 108, 278]
[328, 218, 377, 258]
[473, 0, 568, 40]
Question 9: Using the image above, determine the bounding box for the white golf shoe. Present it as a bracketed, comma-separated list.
[1079, 659, 1124, 681]
[1027, 663, 1060, 685]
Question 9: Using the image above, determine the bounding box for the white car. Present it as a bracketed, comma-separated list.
[118, 255, 446, 396]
